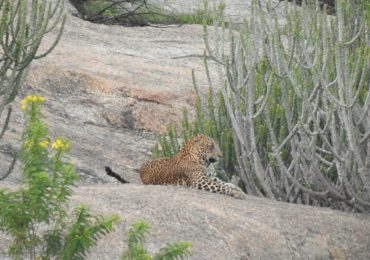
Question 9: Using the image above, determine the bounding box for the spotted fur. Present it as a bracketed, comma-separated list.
[205, 164, 237, 189]
[139, 134, 246, 199]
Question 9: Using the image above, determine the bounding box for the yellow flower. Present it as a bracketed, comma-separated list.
[25, 140, 34, 149]
[52, 138, 70, 150]
[21, 100, 27, 110]
[39, 139, 49, 148]
[21, 95, 45, 110]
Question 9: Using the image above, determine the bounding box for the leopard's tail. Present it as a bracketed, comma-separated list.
[105, 166, 130, 184]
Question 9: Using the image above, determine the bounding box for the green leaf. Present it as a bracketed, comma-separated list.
[153, 241, 192, 260]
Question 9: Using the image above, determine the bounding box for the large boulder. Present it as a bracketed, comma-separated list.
[0, 1, 214, 184]
[2, 184, 368, 259]
[83, 186, 370, 259]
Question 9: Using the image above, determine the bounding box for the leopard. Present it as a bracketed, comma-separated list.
[105, 134, 246, 199]
[204, 163, 238, 189]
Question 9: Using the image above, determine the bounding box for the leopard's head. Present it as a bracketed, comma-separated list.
[178, 134, 223, 166]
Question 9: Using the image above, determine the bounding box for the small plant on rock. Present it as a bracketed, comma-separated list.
[122, 220, 192, 260]
[0, 95, 119, 259]
[175, 1, 225, 25]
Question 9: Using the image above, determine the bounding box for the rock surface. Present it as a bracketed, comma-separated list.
[1, 1, 369, 259]
[0, 0, 285, 183]
[1, 1, 215, 183]
[1, 184, 369, 259]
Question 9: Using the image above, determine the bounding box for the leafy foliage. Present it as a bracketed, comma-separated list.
[0, 96, 119, 259]
[61, 206, 119, 259]
[153, 241, 192, 260]
[122, 221, 151, 260]
[122, 221, 192, 260]
[0, 0, 65, 180]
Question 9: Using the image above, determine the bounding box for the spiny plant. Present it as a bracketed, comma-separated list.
[0, 95, 119, 259]
[154, 0, 370, 212]
[0, 0, 65, 180]
[122, 220, 192, 260]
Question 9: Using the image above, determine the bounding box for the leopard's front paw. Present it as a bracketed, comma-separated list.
[223, 182, 236, 188]
[230, 187, 247, 200]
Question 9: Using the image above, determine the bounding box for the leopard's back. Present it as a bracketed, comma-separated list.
[139, 157, 200, 186]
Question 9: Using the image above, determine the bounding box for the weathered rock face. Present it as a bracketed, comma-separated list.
[2, 185, 369, 259]
[82, 186, 370, 260]
[26, 19, 209, 134]
[0, 0, 286, 184]
[0, 1, 216, 183]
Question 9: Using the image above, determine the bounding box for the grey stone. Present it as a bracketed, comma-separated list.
[1, 2, 369, 259]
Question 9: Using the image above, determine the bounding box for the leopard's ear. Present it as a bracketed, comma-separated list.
[192, 135, 203, 143]
[194, 134, 208, 142]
